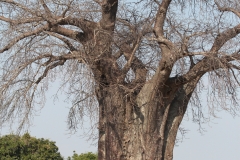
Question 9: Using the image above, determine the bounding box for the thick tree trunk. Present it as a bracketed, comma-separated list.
[92, 2, 201, 158]
[96, 77, 200, 160]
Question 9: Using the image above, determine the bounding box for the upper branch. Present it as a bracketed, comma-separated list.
[35, 60, 66, 84]
[62, 0, 74, 17]
[50, 25, 88, 42]
[57, 17, 97, 34]
[215, 1, 240, 18]
[169, 51, 240, 87]
[154, 0, 172, 38]
[0, 16, 42, 25]
[44, 31, 77, 51]
[1, 0, 39, 16]
[210, 24, 240, 52]
[0, 24, 49, 53]
[40, 0, 53, 18]
[36, 52, 86, 84]
[99, 0, 118, 30]
[121, 37, 141, 77]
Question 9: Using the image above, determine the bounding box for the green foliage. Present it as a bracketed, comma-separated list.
[0, 133, 63, 160]
[68, 151, 98, 160]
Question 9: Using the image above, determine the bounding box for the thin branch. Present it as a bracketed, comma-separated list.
[169, 52, 240, 86]
[35, 60, 66, 84]
[117, 18, 136, 32]
[121, 37, 141, 75]
[229, 67, 240, 86]
[62, 0, 74, 17]
[57, 17, 97, 33]
[215, 1, 240, 18]
[0, 25, 49, 53]
[100, 0, 118, 30]
[50, 25, 88, 42]
[40, 0, 52, 18]
[154, 0, 172, 37]
[210, 24, 240, 52]
[0, 16, 43, 25]
[44, 31, 77, 51]
[1, 0, 39, 16]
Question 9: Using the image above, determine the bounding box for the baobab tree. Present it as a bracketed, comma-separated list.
[0, 0, 240, 159]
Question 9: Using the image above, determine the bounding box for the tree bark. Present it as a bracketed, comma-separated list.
[96, 75, 201, 160]
[91, 1, 202, 159]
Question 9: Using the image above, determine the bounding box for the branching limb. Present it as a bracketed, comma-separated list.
[121, 37, 141, 75]
[40, 0, 53, 18]
[0, 16, 43, 25]
[215, 1, 240, 18]
[1, 0, 40, 16]
[50, 25, 88, 42]
[1, 54, 53, 89]
[154, 0, 172, 38]
[1, 0, 97, 43]
[62, 0, 74, 17]
[210, 24, 240, 52]
[35, 60, 66, 84]
[100, 0, 118, 30]
[0, 16, 12, 23]
[57, 17, 97, 34]
[117, 18, 136, 33]
[0, 24, 49, 53]
[169, 51, 240, 86]
[44, 31, 77, 51]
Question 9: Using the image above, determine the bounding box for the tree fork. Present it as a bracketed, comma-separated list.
[96, 75, 201, 160]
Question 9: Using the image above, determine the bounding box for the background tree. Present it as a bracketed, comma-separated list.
[0, 0, 240, 159]
[0, 133, 63, 160]
[68, 151, 98, 160]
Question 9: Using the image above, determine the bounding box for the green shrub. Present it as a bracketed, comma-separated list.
[0, 133, 63, 160]
[68, 151, 97, 160]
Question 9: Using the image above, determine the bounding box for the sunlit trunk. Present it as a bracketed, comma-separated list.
[96, 77, 200, 160]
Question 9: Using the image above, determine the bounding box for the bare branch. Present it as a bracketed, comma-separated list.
[50, 25, 87, 42]
[57, 17, 97, 33]
[62, 0, 74, 17]
[0, 25, 49, 53]
[40, 0, 53, 18]
[154, 0, 172, 37]
[215, 1, 240, 18]
[1, 0, 38, 15]
[100, 0, 118, 30]
[210, 24, 240, 52]
[44, 31, 77, 51]
[35, 60, 66, 84]
[121, 37, 141, 74]
[170, 51, 240, 86]
[0, 16, 43, 25]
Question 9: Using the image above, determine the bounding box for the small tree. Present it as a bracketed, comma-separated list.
[68, 151, 98, 160]
[0, 133, 63, 160]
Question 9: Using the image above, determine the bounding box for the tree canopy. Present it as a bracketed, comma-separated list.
[0, 133, 63, 160]
[68, 151, 98, 160]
